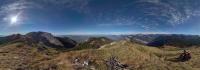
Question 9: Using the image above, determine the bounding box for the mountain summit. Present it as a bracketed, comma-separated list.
[0, 31, 77, 49]
[26, 32, 65, 47]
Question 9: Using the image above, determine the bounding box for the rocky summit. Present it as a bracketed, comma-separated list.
[0, 31, 77, 49]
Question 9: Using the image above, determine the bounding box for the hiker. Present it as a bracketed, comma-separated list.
[179, 50, 191, 61]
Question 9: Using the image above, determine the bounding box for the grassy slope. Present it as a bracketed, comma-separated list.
[35, 41, 200, 70]
[0, 43, 59, 70]
[1, 41, 200, 70]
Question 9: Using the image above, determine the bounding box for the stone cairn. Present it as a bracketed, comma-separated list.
[105, 56, 129, 70]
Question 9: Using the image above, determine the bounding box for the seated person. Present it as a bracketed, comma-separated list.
[179, 50, 191, 61]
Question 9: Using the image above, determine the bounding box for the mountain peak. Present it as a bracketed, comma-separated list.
[25, 31, 64, 46]
[0, 31, 77, 49]
[25, 31, 55, 39]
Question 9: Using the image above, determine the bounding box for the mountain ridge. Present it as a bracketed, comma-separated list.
[0, 31, 77, 49]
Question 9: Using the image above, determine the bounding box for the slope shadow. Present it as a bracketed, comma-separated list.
[166, 56, 191, 62]
[166, 57, 181, 62]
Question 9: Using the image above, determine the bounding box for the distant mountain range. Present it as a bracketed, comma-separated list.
[60, 35, 125, 43]
[62, 34, 200, 47]
[120, 34, 200, 47]
[0, 35, 3, 37]
[146, 34, 200, 47]
[1, 32, 200, 48]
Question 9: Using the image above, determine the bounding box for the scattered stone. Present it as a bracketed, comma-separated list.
[72, 57, 96, 70]
[106, 56, 129, 70]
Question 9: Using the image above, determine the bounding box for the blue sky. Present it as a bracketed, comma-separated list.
[0, 0, 200, 35]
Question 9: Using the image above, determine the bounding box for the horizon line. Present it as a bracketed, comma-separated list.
[1, 31, 199, 36]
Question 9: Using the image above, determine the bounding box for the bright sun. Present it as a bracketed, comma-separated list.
[10, 16, 18, 24]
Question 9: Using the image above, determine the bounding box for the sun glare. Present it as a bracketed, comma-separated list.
[10, 15, 18, 24]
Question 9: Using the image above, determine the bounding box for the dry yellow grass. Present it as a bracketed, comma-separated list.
[0, 43, 59, 70]
[36, 40, 200, 70]
[1, 41, 200, 70]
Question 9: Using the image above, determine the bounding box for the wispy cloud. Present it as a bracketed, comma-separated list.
[98, 22, 135, 26]
[137, 32, 170, 34]
[0, 0, 40, 14]
[0, 0, 90, 16]
[65, 31, 170, 35]
[37, 0, 90, 13]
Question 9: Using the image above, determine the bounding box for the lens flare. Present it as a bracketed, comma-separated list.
[10, 15, 18, 24]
